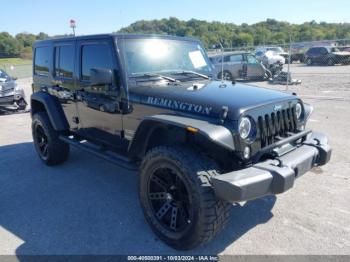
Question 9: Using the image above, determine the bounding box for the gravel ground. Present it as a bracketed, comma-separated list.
[0, 64, 349, 256]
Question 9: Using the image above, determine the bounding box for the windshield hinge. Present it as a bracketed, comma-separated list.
[219, 106, 229, 124]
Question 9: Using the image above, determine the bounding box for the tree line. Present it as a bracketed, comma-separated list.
[118, 18, 350, 48]
[0, 32, 49, 59]
[1, 18, 350, 58]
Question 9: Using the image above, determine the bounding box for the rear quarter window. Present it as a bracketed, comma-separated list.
[34, 46, 51, 75]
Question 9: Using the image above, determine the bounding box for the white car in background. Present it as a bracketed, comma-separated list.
[255, 46, 289, 59]
[254, 50, 285, 76]
[255, 50, 286, 66]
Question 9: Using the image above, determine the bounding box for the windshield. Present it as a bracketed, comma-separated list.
[117, 38, 213, 77]
[329, 47, 340, 52]
[267, 47, 284, 53]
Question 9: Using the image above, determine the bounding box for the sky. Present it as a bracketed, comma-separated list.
[1, 0, 349, 36]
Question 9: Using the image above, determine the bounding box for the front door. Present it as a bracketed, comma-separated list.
[76, 39, 123, 149]
[245, 54, 265, 79]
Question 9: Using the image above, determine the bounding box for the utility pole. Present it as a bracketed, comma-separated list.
[286, 32, 292, 90]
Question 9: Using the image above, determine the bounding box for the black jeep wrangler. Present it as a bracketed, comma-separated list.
[31, 34, 331, 250]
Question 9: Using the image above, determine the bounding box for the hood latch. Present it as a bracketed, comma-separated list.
[219, 106, 229, 124]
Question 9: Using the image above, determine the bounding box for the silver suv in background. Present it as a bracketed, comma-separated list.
[0, 69, 27, 111]
[209, 52, 272, 81]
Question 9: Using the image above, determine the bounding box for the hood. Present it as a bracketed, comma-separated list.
[333, 51, 350, 56]
[130, 80, 297, 120]
[264, 51, 285, 64]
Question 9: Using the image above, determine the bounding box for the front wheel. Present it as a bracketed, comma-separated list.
[327, 58, 335, 66]
[217, 71, 233, 81]
[139, 146, 231, 250]
[16, 98, 27, 111]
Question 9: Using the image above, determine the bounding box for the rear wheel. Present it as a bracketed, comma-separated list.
[139, 146, 231, 250]
[32, 112, 69, 165]
[306, 58, 313, 66]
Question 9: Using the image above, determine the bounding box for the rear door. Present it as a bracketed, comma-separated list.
[225, 54, 243, 78]
[51, 41, 79, 130]
[313, 48, 324, 63]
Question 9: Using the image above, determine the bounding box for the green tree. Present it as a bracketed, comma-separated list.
[0, 32, 21, 57]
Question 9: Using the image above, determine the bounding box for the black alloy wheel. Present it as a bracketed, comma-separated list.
[148, 166, 193, 234]
[34, 124, 49, 160]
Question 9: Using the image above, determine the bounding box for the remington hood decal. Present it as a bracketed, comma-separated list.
[146, 96, 213, 115]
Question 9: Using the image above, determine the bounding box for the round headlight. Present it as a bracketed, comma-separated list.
[295, 103, 302, 120]
[239, 117, 252, 139]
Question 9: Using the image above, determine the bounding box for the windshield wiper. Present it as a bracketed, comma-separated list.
[171, 70, 210, 80]
[130, 73, 178, 82]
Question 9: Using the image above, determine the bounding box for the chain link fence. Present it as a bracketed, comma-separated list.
[207, 39, 350, 100]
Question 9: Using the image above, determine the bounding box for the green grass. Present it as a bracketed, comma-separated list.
[0, 58, 32, 66]
[0, 58, 32, 78]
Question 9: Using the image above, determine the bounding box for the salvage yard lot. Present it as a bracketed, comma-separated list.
[0, 64, 349, 255]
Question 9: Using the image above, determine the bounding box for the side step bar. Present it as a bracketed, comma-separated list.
[59, 135, 137, 171]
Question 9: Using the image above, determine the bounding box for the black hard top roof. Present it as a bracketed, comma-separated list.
[34, 33, 200, 46]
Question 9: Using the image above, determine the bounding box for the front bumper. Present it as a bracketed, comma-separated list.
[0, 95, 15, 106]
[0, 89, 26, 107]
[211, 132, 331, 202]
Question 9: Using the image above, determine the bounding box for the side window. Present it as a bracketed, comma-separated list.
[223, 55, 230, 63]
[34, 47, 50, 75]
[55, 45, 74, 78]
[321, 48, 328, 55]
[81, 43, 114, 81]
[229, 54, 243, 62]
[308, 48, 316, 55]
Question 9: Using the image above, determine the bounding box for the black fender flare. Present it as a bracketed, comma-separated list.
[30, 91, 69, 131]
[128, 114, 235, 159]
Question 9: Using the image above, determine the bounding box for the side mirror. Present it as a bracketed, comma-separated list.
[90, 68, 114, 86]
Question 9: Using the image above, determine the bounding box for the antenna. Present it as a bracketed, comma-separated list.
[219, 41, 224, 83]
[70, 19, 76, 36]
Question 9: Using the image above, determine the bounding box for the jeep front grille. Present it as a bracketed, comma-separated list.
[257, 107, 298, 148]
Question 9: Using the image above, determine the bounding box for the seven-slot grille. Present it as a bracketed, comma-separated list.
[257, 106, 298, 148]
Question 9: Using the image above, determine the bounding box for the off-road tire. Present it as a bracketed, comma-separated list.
[32, 112, 69, 166]
[139, 145, 231, 250]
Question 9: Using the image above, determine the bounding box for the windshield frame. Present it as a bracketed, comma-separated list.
[115, 36, 214, 80]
